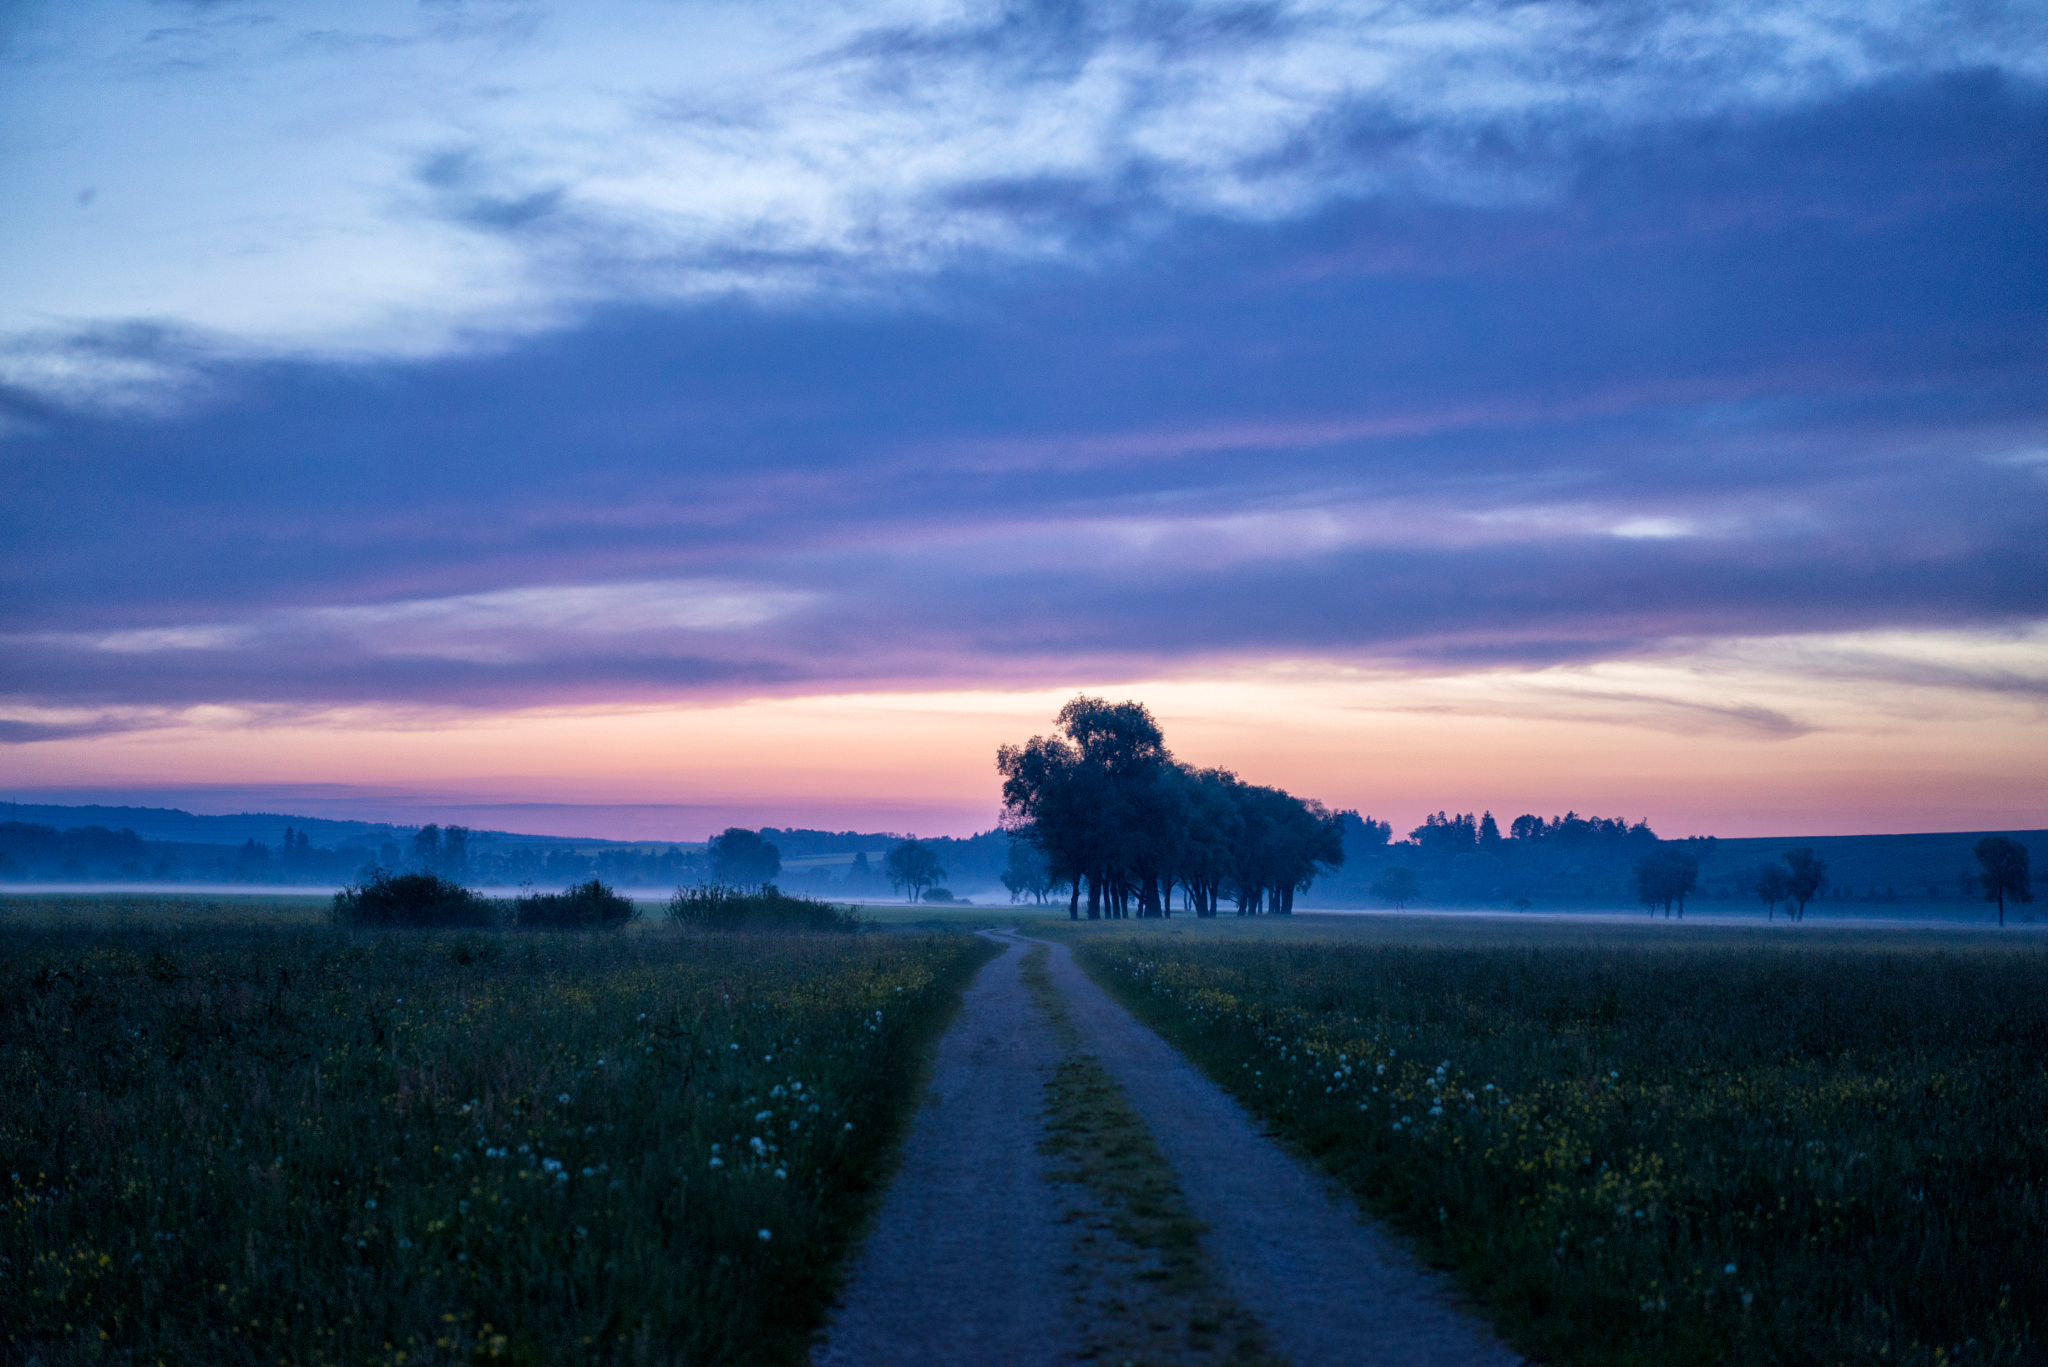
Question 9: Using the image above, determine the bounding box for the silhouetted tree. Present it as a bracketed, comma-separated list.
[709, 827, 781, 886]
[1784, 848, 1826, 921]
[1001, 840, 1052, 904]
[1372, 865, 1419, 908]
[1974, 836, 2034, 926]
[1634, 848, 1699, 917]
[886, 840, 945, 902]
[411, 824, 441, 871]
[1755, 864, 1790, 920]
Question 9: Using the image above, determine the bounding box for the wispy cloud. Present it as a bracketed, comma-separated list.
[4, 0, 2041, 407]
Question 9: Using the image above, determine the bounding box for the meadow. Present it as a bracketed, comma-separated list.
[0, 897, 997, 1367]
[1058, 915, 2048, 1367]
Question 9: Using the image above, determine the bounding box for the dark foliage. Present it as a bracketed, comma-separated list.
[331, 871, 496, 928]
[1633, 847, 1701, 917]
[665, 884, 862, 932]
[709, 827, 782, 886]
[999, 695, 1344, 920]
[1976, 835, 2035, 925]
[511, 877, 638, 929]
[885, 840, 945, 901]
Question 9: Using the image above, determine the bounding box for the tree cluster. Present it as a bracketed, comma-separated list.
[1753, 848, 1827, 920]
[998, 696, 1344, 919]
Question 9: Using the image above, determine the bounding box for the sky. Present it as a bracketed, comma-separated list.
[3, 0, 2046, 841]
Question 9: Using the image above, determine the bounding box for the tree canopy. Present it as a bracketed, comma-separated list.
[884, 839, 946, 902]
[708, 827, 781, 887]
[1974, 836, 2034, 926]
[997, 695, 1343, 919]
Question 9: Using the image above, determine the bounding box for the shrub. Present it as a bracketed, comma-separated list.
[512, 878, 638, 929]
[921, 887, 958, 903]
[332, 871, 495, 928]
[666, 883, 862, 932]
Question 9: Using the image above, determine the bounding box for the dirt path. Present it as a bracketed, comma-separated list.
[812, 934, 1080, 1367]
[1027, 931, 1522, 1367]
[816, 931, 1520, 1366]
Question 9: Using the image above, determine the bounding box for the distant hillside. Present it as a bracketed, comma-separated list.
[0, 804, 637, 850]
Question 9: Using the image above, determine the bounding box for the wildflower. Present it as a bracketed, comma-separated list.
[709, 1157, 724, 1168]
[1725, 1264, 1737, 1275]
[558, 1093, 571, 1104]
[774, 1167, 788, 1179]
[750, 1137, 768, 1156]
[366, 1199, 377, 1209]
[757, 1229, 772, 1241]
[755, 1110, 773, 1122]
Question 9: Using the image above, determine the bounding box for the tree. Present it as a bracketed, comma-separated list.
[1001, 840, 1052, 904]
[1783, 848, 1826, 921]
[886, 840, 945, 902]
[411, 824, 442, 871]
[709, 827, 781, 887]
[1372, 866, 1419, 908]
[1974, 836, 2034, 927]
[1634, 848, 1699, 917]
[1755, 864, 1790, 920]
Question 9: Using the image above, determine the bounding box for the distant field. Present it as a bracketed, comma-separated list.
[1054, 914, 2048, 1367]
[1, 898, 996, 1366]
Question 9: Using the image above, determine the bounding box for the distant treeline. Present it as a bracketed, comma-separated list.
[0, 817, 1013, 893]
[6, 800, 2038, 914]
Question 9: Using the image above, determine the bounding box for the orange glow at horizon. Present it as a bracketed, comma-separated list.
[7, 632, 2047, 839]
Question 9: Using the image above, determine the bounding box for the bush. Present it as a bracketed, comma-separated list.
[332, 871, 495, 929]
[921, 887, 958, 903]
[665, 883, 862, 932]
[512, 878, 638, 929]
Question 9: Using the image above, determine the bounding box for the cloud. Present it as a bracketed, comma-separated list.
[3, 0, 2042, 408]
[1, 59, 2044, 724]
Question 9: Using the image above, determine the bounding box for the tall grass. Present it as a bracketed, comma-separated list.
[1073, 933, 2048, 1367]
[2, 915, 995, 1366]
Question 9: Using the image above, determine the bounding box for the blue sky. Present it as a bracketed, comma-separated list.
[3, 1, 2045, 837]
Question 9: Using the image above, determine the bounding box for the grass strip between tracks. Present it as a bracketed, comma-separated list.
[1019, 943, 1279, 1367]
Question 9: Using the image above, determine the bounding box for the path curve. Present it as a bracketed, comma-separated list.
[812, 934, 1079, 1367]
[1018, 930, 1523, 1367]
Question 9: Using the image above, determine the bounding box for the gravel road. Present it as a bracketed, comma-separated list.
[812, 934, 1081, 1367]
[1031, 931, 1523, 1367]
[815, 929, 1522, 1367]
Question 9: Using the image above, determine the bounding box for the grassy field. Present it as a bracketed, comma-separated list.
[1053, 914, 2048, 1367]
[0, 896, 997, 1367]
